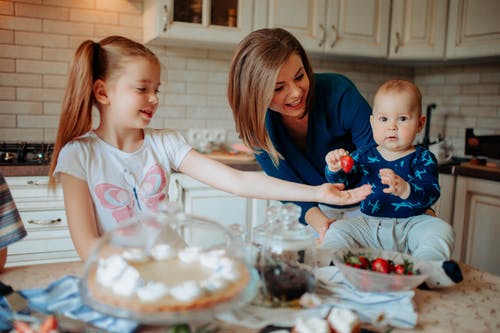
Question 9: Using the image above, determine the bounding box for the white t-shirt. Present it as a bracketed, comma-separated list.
[54, 128, 192, 234]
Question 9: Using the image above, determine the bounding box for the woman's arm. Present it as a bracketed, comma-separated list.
[60, 173, 100, 261]
[179, 150, 371, 207]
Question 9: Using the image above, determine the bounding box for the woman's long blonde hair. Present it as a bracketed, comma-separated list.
[48, 36, 159, 189]
[227, 28, 315, 165]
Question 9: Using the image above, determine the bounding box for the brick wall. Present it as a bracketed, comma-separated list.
[1, 0, 499, 158]
[415, 63, 500, 155]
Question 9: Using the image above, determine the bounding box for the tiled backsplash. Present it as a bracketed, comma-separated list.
[1, 1, 499, 158]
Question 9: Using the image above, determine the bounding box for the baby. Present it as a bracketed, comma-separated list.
[323, 79, 461, 288]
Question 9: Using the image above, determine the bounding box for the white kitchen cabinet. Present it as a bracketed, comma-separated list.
[388, 0, 448, 60]
[452, 176, 500, 276]
[168, 173, 271, 240]
[446, 0, 500, 59]
[254, 0, 390, 57]
[5, 176, 79, 267]
[433, 172, 456, 224]
[143, 0, 254, 48]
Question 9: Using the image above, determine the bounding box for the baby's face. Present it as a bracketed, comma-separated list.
[370, 91, 425, 154]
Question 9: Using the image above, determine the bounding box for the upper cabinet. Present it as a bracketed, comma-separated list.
[142, 0, 500, 61]
[143, 0, 254, 48]
[446, 0, 500, 59]
[388, 0, 448, 60]
[254, 0, 390, 58]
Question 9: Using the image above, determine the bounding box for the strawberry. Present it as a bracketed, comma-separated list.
[388, 259, 395, 273]
[358, 256, 369, 269]
[371, 257, 390, 274]
[344, 252, 369, 269]
[340, 154, 354, 173]
[394, 264, 406, 275]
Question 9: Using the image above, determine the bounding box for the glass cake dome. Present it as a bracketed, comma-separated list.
[79, 202, 259, 324]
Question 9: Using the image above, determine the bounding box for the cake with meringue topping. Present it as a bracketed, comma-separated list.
[87, 245, 250, 313]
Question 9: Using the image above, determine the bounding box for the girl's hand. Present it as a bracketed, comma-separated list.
[379, 168, 410, 199]
[318, 183, 372, 206]
[325, 149, 349, 172]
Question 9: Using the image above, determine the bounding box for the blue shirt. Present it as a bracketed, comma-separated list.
[325, 144, 440, 218]
[255, 73, 374, 223]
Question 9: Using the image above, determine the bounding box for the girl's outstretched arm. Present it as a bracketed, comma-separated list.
[60, 173, 100, 261]
[179, 150, 371, 206]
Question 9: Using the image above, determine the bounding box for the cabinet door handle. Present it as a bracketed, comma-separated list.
[395, 32, 401, 54]
[28, 218, 62, 225]
[318, 24, 326, 47]
[26, 180, 40, 185]
[163, 4, 169, 32]
[330, 25, 338, 48]
[169, 179, 181, 202]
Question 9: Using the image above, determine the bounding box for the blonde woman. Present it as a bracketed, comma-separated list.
[228, 28, 374, 241]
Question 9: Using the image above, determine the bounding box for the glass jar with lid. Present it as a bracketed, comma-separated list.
[258, 203, 317, 307]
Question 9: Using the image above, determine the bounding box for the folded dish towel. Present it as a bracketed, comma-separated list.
[0, 275, 138, 333]
[218, 266, 417, 330]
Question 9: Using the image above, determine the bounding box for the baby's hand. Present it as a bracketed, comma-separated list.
[325, 149, 349, 172]
[379, 168, 410, 199]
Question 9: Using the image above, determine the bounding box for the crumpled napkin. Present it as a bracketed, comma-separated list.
[0, 275, 137, 333]
[217, 266, 417, 329]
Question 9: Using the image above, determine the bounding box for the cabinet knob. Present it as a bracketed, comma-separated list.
[26, 180, 40, 185]
[318, 24, 326, 47]
[330, 25, 338, 48]
[28, 218, 62, 225]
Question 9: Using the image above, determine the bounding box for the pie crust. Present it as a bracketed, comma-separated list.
[87, 253, 251, 313]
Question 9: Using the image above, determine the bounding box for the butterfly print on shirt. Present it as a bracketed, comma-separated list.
[94, 164, 167, 223]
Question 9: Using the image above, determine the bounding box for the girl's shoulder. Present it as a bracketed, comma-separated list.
[145, 128, 192, 154]
[145, 127, 180, 137]
[61, 131, 97, 152]
[145, 128, 188, 146]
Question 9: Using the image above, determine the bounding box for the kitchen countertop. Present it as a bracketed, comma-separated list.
[1, 261, 499, 333]
[438, 162, 500, 182]
[0, 158, 262, 177]
[3, 158, 498, 183]
[0, 164, 50, 177]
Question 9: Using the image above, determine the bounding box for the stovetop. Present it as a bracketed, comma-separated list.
[0, 142, 53, 165]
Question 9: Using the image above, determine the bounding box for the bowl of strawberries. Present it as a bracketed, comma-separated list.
[331, 248, 429, 292]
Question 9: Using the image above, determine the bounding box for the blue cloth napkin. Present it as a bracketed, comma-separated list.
[218, 266, 417, 329]
[0, 275, 138, 333]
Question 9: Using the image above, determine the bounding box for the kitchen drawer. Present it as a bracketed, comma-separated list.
[6, 176, 63, 199]
[7, 229, 79, 267]
[19, 210, 68, 231]
[4, 175, 77, 267]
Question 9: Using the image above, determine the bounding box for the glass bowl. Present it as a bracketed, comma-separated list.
[331, 248, 429, 293]
[79, 210, 258, 324]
